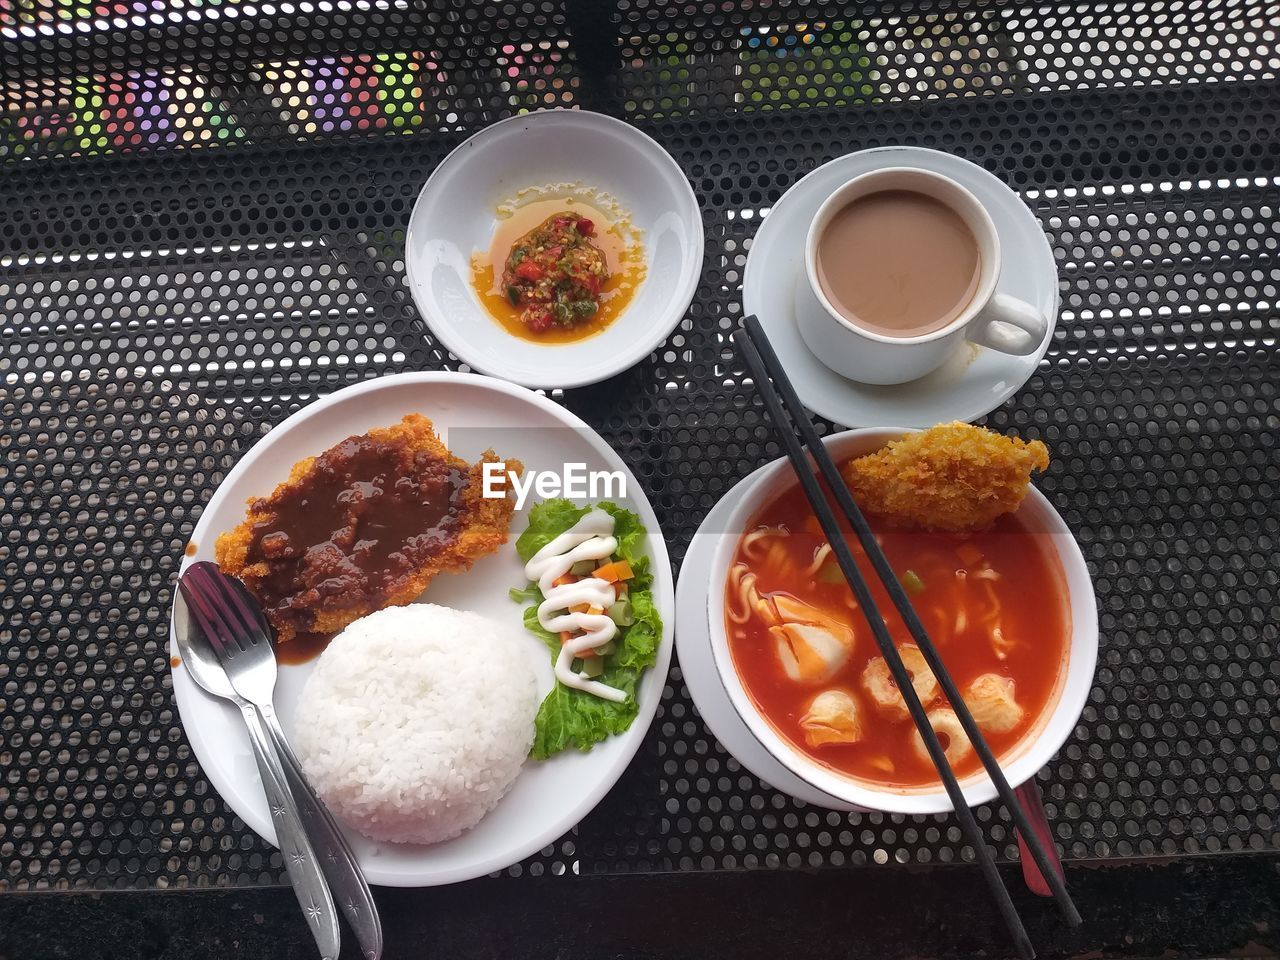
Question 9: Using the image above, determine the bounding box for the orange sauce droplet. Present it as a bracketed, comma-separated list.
[471, 197, 645, 345]
[185, 542, 197, 556]
[170, 656, 182, 668]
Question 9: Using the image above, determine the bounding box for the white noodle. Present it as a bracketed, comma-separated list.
[725, 564, 758, 625]
[740, 526, 787, 561]
[803, 542, 832, 577]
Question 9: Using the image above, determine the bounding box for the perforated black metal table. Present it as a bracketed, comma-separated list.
[1, 0, 1278, 938]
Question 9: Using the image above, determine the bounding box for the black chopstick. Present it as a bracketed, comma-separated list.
[735, 318, 1065, 960]
[739, 314, 1081, 928]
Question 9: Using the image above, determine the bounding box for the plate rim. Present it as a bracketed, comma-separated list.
[675, 478, 861, 811]
[169, 370, 675, 886]
[404, 108, 706, 390]
[743, 145, 1059, 428]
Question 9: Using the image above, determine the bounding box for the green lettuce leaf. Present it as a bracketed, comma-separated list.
[514, 499, 588, 564]
[615, 582, 661, 671]
[512, 499, 663, 760]
[522, 600, 561, 659]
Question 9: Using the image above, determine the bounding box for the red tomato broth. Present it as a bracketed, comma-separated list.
[723, 478, 1070, 789]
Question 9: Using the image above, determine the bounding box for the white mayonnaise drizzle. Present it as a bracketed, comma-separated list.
[523, 509, 625, 702]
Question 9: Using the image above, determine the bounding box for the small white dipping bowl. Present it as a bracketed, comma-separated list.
[706, 428, 1098, 815]
[404, 109, 704, 390]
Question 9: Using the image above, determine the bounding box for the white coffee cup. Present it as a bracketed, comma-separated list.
[797, 167, 1048, 386]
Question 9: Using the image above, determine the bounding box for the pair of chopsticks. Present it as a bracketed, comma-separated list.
[734, 314, 1080, 960]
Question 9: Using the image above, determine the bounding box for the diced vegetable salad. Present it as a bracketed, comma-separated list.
[510, 500, 662, 759]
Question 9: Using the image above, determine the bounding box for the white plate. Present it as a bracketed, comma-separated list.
[405, 109, 704, 390]
[676, 474, 859, 811]
[744, 146, 1059, 428]
[170, 372, 675, 886]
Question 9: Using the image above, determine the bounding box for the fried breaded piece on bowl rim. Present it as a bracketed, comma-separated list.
[842, 421, 1048, 532]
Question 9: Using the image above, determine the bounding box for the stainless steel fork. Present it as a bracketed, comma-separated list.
[178, 562, 383, 960]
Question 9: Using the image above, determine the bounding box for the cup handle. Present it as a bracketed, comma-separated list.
[966, 292, 1047, 356]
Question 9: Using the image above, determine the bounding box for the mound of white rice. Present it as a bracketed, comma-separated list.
[293, 604, 538, 845]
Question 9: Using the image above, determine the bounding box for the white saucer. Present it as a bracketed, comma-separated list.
[743, 146, 1058, 428]
[675, 466, 858, 812]
[404, 109, 703, 390]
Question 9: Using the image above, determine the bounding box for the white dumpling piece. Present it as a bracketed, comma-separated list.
[800, 689, 863, 748]
[861, 645, 940, 718]
[966, 673, 1024, 734]
[766, 594, 855, 685]
[911, 707, 973, 765]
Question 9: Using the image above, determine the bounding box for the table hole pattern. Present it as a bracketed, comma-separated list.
[2, 1, 1277, 158]
[2, 3, 1279, 890]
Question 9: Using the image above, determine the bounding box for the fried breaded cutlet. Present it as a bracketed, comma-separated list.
[215, 413, 521, 645]
[842, 422, 1048, 533]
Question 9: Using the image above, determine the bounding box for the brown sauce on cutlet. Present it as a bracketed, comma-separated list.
[241, 434, 467, 646]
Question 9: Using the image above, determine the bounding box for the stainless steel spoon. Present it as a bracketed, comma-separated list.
[173, 585, 341, 960]
[179, 563, 383, 959]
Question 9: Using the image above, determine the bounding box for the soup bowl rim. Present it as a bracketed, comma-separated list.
[705, 426, 1098, 815]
